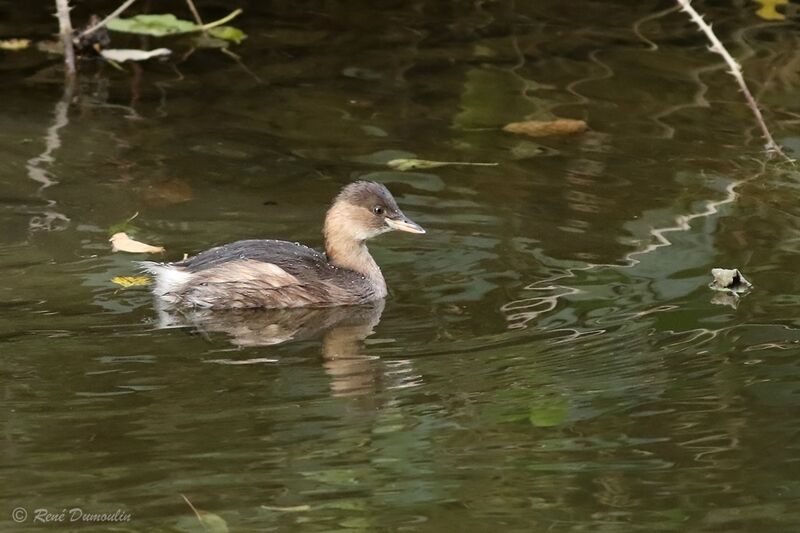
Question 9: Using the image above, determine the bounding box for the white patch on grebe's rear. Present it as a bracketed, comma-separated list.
[138, 261, 192, 302]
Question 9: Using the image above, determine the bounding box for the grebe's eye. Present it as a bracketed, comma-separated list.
[373, 206, 384, 215]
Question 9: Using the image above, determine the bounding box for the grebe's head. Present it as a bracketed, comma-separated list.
[325, 181, 425, 242]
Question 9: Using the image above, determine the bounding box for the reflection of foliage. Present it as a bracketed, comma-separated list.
[454, 68, 549, 129]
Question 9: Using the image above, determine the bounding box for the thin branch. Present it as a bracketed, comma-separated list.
[54, 0, 75, 77]
[675, 0, 792, 162]
[180, 495, 209, 533]
[184, 0, 204, 26]
[77, 0, 137, 39]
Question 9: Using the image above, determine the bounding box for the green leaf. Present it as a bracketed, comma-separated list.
[261, 504, 311, 512]
[108, 212, 140, 237]
[386, 158, 497, 171]
[107, 14, 199, 37]
[107, 10, 245, 39]
[208, 26, 247, 44]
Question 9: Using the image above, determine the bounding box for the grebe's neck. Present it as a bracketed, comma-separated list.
[323, 205, 387, 297]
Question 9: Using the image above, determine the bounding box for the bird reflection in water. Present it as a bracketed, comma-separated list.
[155, 300, 387, 397]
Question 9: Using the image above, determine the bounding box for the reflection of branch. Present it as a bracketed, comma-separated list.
[675, 0, 792, 162]
[504, 161, 767, 331]
[220, 47, 264, 84]
[25, 79, 74, 232]
[632, 5, 679, 51]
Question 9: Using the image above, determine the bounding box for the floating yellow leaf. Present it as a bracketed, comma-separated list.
[755, 0, 788, 20]
[110, 232, 165, 254]
[0, 38, 31, 51]
[503, 118, 588, 137]
[111, 276, 151, 288]
[386, 158, 497, 171]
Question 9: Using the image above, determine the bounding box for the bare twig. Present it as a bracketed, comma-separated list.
[184, 0, 204, 26]
[54, 0, 75, 77]
[675, 0, 792, 162]
[77, 0, 137, 39]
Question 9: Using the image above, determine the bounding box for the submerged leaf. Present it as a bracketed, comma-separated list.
[386, 158, 497, 171]
[107, 14, 199, 36]
[0, 38, 31, 51]
[196, 513, 229, 533]
[111, 276, 151, 288]
[110, 232, 165, 254]
[181, 494, 229, 533]
[144, 179, 194, 205]
[100, 48, 171, 62]
[529, 397, 568, 428]
[503, 119, 588, 137]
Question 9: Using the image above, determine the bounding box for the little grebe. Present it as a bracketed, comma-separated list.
[142, 181, 425, 309]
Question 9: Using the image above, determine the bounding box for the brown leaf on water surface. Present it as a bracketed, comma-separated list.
[110, 232, 165, 254]
[503, 118, 588, 137]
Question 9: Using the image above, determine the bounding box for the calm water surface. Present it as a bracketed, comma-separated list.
[2, 0, 800, 530]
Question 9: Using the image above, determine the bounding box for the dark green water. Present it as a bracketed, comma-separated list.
[2, 0, 800, 530]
